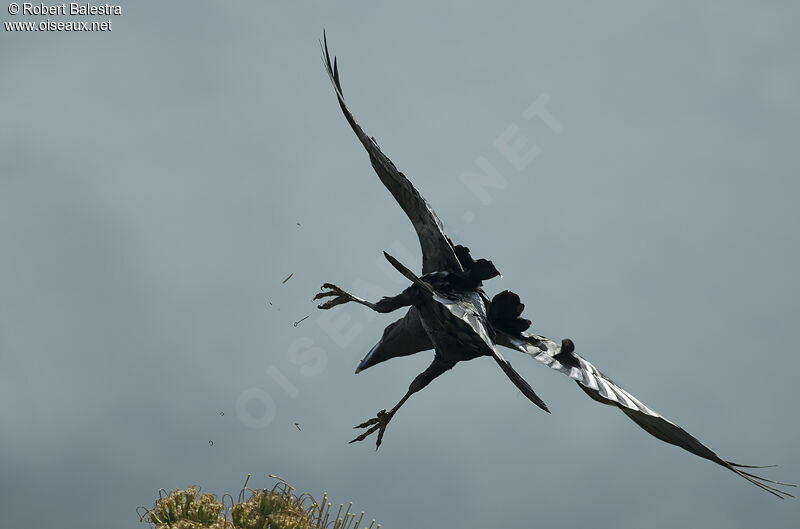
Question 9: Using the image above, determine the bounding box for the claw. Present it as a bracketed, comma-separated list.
[313, 291, 338, 300]
[349, 409, 392, 449]
[354, 416, 381, 429]
[349, 424, 381, 444]
[314, 283, 355, 310]
[318, 297, 349, 310]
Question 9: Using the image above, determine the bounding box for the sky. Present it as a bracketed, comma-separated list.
[1, 2, 799, 528]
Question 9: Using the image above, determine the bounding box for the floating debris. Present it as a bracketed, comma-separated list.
[282, 272, 294, 284]
[209, 440, 214, 446]
[297, 222, 302, 227]
[293, 315, 310, 327]
[294, 422, 301, 431]
[219, 411, 225, 416]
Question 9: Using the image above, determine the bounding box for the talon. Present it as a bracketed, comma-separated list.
[314, 283, 355, 310]
[354, 416, 381, 429]
[349, 424, 380, 444]
[313, 291, 336, 300]
[348, 409, 392, 449]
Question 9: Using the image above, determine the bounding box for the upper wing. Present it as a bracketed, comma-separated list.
[321, 33, 463, 275]
[497, 332, 795, 499]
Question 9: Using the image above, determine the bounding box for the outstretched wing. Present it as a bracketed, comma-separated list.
[497, 332, 795, 499]
[321, 33, 463, 275]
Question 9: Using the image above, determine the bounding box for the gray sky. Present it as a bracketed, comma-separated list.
[2, 2, 798, 528]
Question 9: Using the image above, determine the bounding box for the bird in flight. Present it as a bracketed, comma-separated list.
[314, 32, 794, 499]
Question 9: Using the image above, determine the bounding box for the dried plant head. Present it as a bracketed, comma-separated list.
[140, 486, 229, 528]
[139, 475, 380, 529]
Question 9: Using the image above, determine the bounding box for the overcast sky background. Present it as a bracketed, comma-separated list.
[2, 2, 799, 528]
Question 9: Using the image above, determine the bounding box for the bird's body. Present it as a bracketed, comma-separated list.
[423, 290, 493, 363]
[314, 32, 794, 498]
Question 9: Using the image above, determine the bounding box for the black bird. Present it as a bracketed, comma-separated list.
[314, 33, 795, 499]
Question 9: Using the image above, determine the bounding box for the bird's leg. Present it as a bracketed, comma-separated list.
[349, 391, 411, 450]
[350, 358, 454, 450]
[314, 283, 415, 313]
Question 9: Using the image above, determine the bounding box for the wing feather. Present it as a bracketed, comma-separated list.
[496, 332, 796, 499]
[356, 307, 432, 373]
[321, 33, 463, 274]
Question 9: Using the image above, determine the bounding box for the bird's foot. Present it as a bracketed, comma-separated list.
[349, 409, 392, 450]
[314, 283, 356, 309]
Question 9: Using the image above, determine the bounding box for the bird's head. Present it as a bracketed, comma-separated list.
[560, 338, 575, 355]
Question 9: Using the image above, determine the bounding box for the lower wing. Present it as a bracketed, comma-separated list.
[498, 332, 795, 499]
[356, 307, 432, 373]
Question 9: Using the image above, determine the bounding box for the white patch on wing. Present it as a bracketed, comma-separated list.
[582, 371, 599, 391]
[433, 291, 496, 352]
[507, 334, 666, 418]
[595, 378, 616, 401]
[612, 387, 636, 408]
